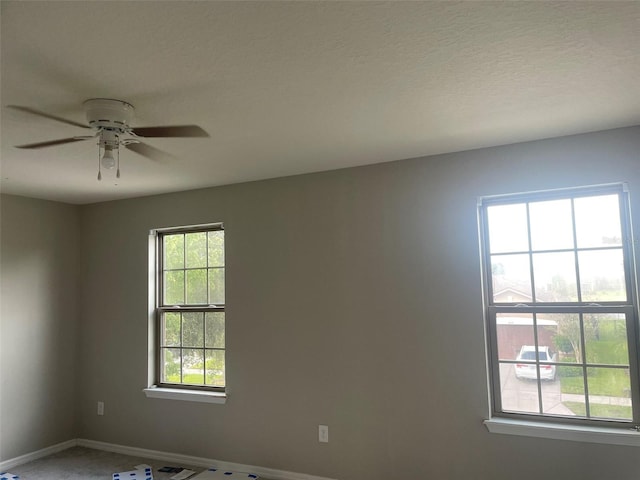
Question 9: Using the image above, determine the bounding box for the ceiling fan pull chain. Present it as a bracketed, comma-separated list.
[97, 145, 102, 181]
[116, 146, 121, 179]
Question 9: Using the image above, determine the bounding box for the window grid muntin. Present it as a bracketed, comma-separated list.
[490, 244, 627, 306]
[156, 224, 225, 391]
[157, 307, 226, 391]
[486, 189, 631, 306]
[160, 232, 225, 307]
[492, 308, 633, 417]
[489, 305, 638, 426]
[481, 185, 640, 427]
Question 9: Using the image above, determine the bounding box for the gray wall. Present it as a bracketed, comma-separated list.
[0, 195, 80, 460]
[2, 126, 639, 478]
[77, 126, 640, 479]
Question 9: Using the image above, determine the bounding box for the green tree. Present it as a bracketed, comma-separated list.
[163, 231, 225, 306]
[555, 313, 595, 364]
[163, 349, 180, 381]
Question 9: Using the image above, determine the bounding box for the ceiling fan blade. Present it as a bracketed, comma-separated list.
[131, 125, 209, 138]
[7, 105, 90, 129]
[125, 142, 174, 161]
[15, 137, 90, 149]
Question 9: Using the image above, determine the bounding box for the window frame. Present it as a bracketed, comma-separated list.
[153, 222, 225, 393]
[478, 183, 640, 429]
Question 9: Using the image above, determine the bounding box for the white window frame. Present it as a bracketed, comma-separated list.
[144, 222, 227, 404]
[478, 183, 640, 443]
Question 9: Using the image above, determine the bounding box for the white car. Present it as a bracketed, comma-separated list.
[515, 345, 557, 381]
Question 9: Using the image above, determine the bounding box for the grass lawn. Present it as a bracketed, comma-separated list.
[164, 372, 225, 386]
[559, 319, 630, 397]
[563, 401, 632, 420]
[560, 368, 630, 397]
[558, 319, 632, 420]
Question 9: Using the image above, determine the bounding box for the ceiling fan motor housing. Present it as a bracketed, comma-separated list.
[84, 98, 134, 133]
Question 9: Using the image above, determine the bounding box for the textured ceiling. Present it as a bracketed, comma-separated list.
[1, 1, 639, 204]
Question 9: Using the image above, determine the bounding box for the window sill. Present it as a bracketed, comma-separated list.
[484, 417, 640, 447]
[143, 387, 226, 404]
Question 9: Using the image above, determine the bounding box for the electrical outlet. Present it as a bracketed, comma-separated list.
[319, 424, 328, 443]
[97, 401, 104, 416]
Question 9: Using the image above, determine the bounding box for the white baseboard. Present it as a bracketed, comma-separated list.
[0, 439, 77, 472]
[3, 438, 337, 480]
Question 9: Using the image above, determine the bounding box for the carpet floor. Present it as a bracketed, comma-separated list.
[8, 446, 266, 480]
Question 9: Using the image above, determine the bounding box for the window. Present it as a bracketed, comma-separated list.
[154, 223, 225, 392]
[479, 184, 640, 428]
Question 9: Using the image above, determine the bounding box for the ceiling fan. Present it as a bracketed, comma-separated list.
[8, 98, 209, 180]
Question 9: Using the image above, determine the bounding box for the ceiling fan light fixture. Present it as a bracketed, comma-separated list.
[101, 145, 117, 170]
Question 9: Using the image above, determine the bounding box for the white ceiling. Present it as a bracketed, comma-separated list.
[1, 1, 639, 205]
